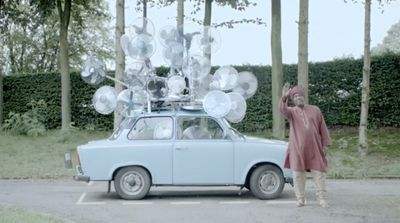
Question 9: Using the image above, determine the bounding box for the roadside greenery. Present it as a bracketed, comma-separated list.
[0, 128, 399, 179]
[3, 54, 400, 131]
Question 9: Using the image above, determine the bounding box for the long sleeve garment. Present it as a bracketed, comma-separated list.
[280, 96, 331, 172]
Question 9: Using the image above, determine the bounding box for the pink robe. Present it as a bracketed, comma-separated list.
[279, 96, 331, 172]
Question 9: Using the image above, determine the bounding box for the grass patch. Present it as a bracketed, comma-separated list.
[0, 128, 399, 179]
[0, 205, 69, 223]
[0, 129, 109, 179]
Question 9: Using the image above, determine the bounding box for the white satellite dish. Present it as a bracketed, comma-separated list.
[233, 71, 258, 99]
[81, 57, 106, 85]
[127, 34, 156, 60]
[211, 66, 239, 91]
[124, 61, 150, 87]
[225, 92, 247, 123]
[162, 41, 184, 68]
[191, 74, 212, 101]
[182, 54, 211, 81]
[147, 77, 168, 99]
[203, 90, 231, 118]
[116, 89, 146, 117]
[158, 26, 182, 47]
[167, 75, 186, 98]
[197, 26, 221, 54]
[92, 86, 117, 115]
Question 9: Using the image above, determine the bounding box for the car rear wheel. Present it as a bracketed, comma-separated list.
[114, 167, 151, 200]
[249, 164, 284, 199]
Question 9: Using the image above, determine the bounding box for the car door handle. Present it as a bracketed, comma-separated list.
[175, 147, 188, 151]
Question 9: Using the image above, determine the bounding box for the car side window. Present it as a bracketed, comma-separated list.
[128, 117, 173, 140]
[177, 117, 224, 140]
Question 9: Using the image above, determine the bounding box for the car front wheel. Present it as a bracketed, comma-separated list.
[114, 167, 151, 200]
[249, 164, 284, 200]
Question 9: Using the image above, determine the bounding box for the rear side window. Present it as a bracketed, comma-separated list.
[177, 116, 224, 140]
[128, 117, 173, 140]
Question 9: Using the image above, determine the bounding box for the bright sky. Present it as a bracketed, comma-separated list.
[106, 0, 400, 66]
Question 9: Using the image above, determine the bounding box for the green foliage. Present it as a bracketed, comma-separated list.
[2, 54, 400, 131]
[2, 100, 47, 136]
[0, 0, 113, 75]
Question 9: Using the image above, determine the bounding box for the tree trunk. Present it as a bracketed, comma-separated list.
[57, 0, 71, 131]
[297, 0, 309, 104]
[0, 73, 3, 127]
[271, 0, 285, 139]
[177, 0, 184, 29]
[203, 0, 212, 60]
[114, 0, 125, 130]
[358, 0, 371, 157]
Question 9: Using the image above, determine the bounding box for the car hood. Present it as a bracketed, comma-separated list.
[244, 136, 288, 146]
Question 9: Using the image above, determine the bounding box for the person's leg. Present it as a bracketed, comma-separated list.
[311, 170, 328, 208]
[293, 171, 306, 207]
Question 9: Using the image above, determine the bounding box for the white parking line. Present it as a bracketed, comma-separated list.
[170, 201, 201, 205]
[219, 201, 249, 205]
[76, 193, 106, 205]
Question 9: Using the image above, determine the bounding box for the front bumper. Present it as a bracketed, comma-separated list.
[285, 177, 294, 186]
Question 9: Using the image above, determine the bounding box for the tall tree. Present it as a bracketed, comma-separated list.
[114, 0, 125, 129]
[297, 0, 309, 103]
[358, 0, 371, 156]
[271, 0, 285, 139]
[0, 72, 3, 127]
[57, 0, 72, 131]
[177, 0, 184, 28]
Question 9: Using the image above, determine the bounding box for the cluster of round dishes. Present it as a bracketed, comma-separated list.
[80, 17, 258, 123]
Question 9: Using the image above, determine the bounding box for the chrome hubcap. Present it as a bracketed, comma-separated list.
[121, 172, 143, 195]
[259, 171, 278, 193]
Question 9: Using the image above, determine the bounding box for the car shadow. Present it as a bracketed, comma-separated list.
[94, 187, 293, 201]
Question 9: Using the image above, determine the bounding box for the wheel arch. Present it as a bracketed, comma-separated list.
[244, 162, 283, 188]
[112, 165, 153, 184]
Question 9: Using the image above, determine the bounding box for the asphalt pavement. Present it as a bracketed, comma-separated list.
[0, 179, 399, 223]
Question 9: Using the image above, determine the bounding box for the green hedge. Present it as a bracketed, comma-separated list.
[3, 54, 400, 131]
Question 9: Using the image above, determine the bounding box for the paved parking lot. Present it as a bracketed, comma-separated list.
[0, 179, 399, 223]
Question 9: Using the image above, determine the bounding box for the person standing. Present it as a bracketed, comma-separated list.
[280, 83, 331, 208]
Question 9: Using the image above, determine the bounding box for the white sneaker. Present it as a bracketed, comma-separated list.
[296, 199, 305, 207]
[320, 199, 329, 208]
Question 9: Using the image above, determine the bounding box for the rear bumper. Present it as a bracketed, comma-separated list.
[64, 153, 90, 182]
[74, 165, 90, 182]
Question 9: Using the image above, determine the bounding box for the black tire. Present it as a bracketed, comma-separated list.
[114, 167, 151, 200]
[249, 164, 284, 200]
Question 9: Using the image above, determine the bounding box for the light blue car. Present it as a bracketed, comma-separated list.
[65, 109, 293, 200]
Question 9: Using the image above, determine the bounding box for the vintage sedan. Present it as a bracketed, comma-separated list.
[65, 109, 293, 200]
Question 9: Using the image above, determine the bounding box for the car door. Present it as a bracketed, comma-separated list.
[173, 116, 234, 184]
[126, 116, 174, 184]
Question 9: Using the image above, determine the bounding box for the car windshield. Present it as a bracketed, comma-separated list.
[222, 119, 244, 139]
[109, 118, 136, 140]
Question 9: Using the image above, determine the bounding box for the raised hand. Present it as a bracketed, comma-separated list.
[282, 82, 291, 98]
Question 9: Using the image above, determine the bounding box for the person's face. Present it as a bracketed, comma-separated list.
[293, 94, 305, 107]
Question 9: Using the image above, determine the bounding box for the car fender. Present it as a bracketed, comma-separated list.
[238, 158, 284, 184]
[108, 161, 151, 180]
